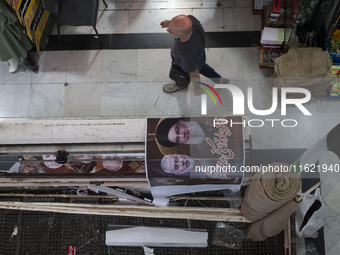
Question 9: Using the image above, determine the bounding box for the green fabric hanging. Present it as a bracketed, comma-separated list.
[0, 0, 32, 63]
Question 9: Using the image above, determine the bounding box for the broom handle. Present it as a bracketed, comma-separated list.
[296, 181, 321, 202]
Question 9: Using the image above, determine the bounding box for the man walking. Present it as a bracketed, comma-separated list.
[161, 14, 227, 93]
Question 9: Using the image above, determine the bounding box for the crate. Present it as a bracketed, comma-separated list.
[326, 42, 340, 65]
[259, 48, 281, 68]
[327, 15, 340, 64]
[329, 52, 340, 64]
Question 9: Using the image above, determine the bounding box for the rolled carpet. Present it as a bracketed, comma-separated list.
[241, 163, 301, 222]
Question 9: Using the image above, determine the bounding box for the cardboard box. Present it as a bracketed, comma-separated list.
[264, 3, 285, 28]
[253, 0, 268, 14]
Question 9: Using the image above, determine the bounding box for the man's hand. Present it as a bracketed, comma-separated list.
[160, 20, 170, 28]
[189, 69, 200, 79]
[190, 70, 203, 96]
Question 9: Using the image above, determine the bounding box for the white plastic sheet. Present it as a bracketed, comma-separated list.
[106, 226, 208, 247]
[295, 188, 325, 238]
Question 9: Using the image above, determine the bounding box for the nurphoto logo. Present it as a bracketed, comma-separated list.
[199, 82, 223, 114]
[200, 84, 312, 128]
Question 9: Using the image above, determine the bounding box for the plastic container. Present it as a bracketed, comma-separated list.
[328, 87, 340, 98]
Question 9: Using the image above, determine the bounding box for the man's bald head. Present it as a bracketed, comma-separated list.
[168, 15, 192, 38]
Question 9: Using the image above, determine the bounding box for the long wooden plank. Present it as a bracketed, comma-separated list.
[0, 194, 242, 201]
[0, 193, 119, 199]
[0, 182, 149, 187]
[171, 196, 243, 201]
[0, 202, 249, 222]
[0, 177, 147, 183]
[0, 119, 146, 145]
[0, 143, 145, 154]
[5, 202, 238, 213]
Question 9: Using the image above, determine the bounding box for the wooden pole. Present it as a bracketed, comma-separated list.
[0, 193, 119, 199]
[295, 181, 321, 202]
[170, 196, 243, 201]
[0, 193, 243, 202]
[0, 177, 147, 183]
[0, 182, 149, 187]
[0, 201, 250, 222]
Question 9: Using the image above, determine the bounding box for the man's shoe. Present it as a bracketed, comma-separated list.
[24, 53, 39, 72]
[212, 77, 229, 84]
[163, 83, 188, 93]
[24, 58, 38, 72]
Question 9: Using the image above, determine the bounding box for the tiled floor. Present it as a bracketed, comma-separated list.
[0, 0, 339, 254]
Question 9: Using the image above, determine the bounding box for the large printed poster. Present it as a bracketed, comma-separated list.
[146, 116, 245, 197]
[6, 0, 52, 52]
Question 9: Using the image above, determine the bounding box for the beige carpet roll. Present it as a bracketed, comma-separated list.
[273, 47, 333, 98]
[241, 163, 301, 222]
